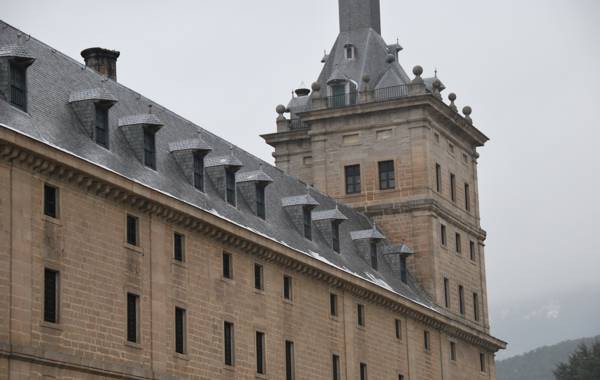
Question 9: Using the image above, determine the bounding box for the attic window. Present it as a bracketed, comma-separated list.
[332, 220, 341, 253]
[95, 104, 109, 148]
[303, 206, 312, 240]
[9, 62, 27, 111]
[345, 45, 355, 60]
[143, 127, 157, 169]
[370, 240, 378, 270]
[193, 151, 205, 191]
[225, 168, 236, 206]
[256, 183, 266, 220]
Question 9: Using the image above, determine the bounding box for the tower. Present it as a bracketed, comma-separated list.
[263, 0, 492, 334]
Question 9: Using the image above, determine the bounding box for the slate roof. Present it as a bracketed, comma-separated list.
[69, 87, 118, 103]
[118, 113, 163, 128]
[312, 208, 348, 221]
[281, 193, 320, 208]
[0, 20, 435, 311]
[168, 136, 212, 153]
[236, 169, 273, 184]
[205, 153, 243, 168]
[350, 225, 386, 240]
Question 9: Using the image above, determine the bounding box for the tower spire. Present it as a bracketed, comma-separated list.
[338, 0, 381, 34]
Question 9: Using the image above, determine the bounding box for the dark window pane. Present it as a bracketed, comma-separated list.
[285, 340, 294, 380]
[332, 220, 340, 253]
[303, 206, 312, 240]
[283, 275, 292, 300]
[254, 264, 263, 290]
[444, 278, 450, 308]
[9, 63, 27, 111]
[435, 164, 442, 192]
[256, 183, 266, 219]
[459, 285, 465, 315]
[256, 331, 265, 374]
[455, 233, 462, 253]
[480, 353, 486, 372]
[332, 354, 340, 380]
[441, 224, 447, 246]
[450, 342, 457, 361]
[357, 304, 365, 327]
[360, 363, 367, 380]
[175, 307, 185, 354]
[378, 160, 395, 190]
[473, 293, 480, 321]
[424, 330, 430, 351]
[143, 128, 156, 169]
[470, 241, 476, 261]
[226, 168, 236, 206]
[44, 269, 58, 323]
[400, 256, 407, 284]
[344, 165, 361, 194]
[465, 183, 471, 211]
[43, 184, 57, 218]
[330, 293, 338, 317]
[127, 293, 139, 343]
[127, 215, 138, 246]
[174, 233, 184, 262]
[224, 321, 234, 366]
[95, 105, 109, 148]
[193, 151, 205, 191]
[450, 173, 456, 201]
[395, 319, 402, 339]
[370, 241, 378, 270]
[223, 253, 232, 279]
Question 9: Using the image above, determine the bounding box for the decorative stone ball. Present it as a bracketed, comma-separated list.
[362, 75, 370, 83]
[413, 65, 423, 77]
[432, 78, 442, 89]
[448, 92, 457, 101]
[386, 54, 395, 63]
[276, 104, 286, 115]
[311, 82, 321, 92]
[463, 106, 472, 116]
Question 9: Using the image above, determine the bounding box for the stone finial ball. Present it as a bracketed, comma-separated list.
[386, 54, 395, 63]
[413, 65, 423, 77]
[463, 106, 472, 116]
[448, 93, 457, 101]
[276, 104, 286, 115]
[362, 75, 370, 83]
[311, 82, 321, 92]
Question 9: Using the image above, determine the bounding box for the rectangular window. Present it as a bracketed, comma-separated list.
[285, 340, 295, 380]
[332, 354, 341, 380]
[173, 233, 184, 262]
[143, 128, 156, 169]
[95, 105, 109, 148]
[424, 330, 430, 351]
[360, 363, 368, 380]
[399, 375, 405, 380]
[126, 214, 138, 246]
[470, 241, 476, 261]
[256, 183, 266, 219]
[378, 160, 395, 190]
[175, 307, 186, 354]
[330, 293, 338, 317]
[224, 321, 234, 366]
[256, 331, 265, 374]
[344, 164, 361, 194]
[283, 275, 293, 301]
[450, 173, 456, 202]
[254, 263, 264, 290]
[193, 151, 205, 191]
[459, 285, 465, 315]
[444, 277, 450, 308]
[370, 240, 378, 270]
[9, 63, 27, 111]
[450, 341, 457, 361]
[441, 224, 447, 246]
[332, 221, 340, 253]
[400, 255, 407, 284]
[43, 184, 58, 219]
[435, 163, 442, 192]
[455, 233, 462, 254]
[480, 353, 487, 372]
[225, 168, 236, 206]
[473, 293, 480, 321]
[126, 293, 139, 343]
[44, 268, 59, 323]
[357, 304, 365, 327]
[223, 252, 233, 279]
[303, 206, 312, 240]
[395, 319, 402, 339]
[464, 183, 471, 211]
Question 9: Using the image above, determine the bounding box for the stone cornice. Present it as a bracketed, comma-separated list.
[0, 126, 506, 352]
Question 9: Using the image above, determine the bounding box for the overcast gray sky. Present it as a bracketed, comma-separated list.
[4, 0, 599, 358]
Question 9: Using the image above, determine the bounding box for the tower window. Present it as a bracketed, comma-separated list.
[126, 292, 140, 343]
[283, 275, 293, 301]
[450, 173, 456, 201]
[473, 292, 480, 321]
[465, 183, 471, 211]
[357, 303, 365, 327]
[256, 331, 266, 374]
[43, 184, 58, 219]
[332, 220, 341, 253]
[254, 263, 264, 290]
[9, 62, 27, 111]
[95, 104, 109, 148]
[173, 232, 184, 262]
[450, 341, 457, 361]
[470, 241, 476, 261]
[455, 233, 462, 254]
[330, 293, 338, 317]
[224, 321, 234, 366]
[444, 277, 450, 308]
[459, 285, 465, 315]
[424, 330, 431, 351]
[360, 362, 368, 380]
[435, 163, 442, 192]
[193, 151, 205, 191]
[225, 167, 236, 206]
[126, 214, 139, 246]
[332, 354, 341, 380]
[143, 127, 156, 169]
[223, 252, 233, 279]
[440, 224, 447, 246]
[370, 240, 378, 270]
[378, 160, 395, 190]
[303, 206, 312, 240]
[285, 340, 295, 380]
[480, 353, 487, 372]
[345, 164, 361, 194]
[175, 307, 186, 354]
[395, 319, 402, 339]
[256, 183, 266, 219]
[345, 45, 355, 59]
[400, 255, 407, 284]
[44, 268, 59, 323]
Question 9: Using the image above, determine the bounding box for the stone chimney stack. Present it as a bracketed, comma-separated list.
[338, 0, 381, 34]
[81, 47, 120, 81]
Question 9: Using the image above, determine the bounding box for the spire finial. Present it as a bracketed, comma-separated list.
[434, 68, 438, 78]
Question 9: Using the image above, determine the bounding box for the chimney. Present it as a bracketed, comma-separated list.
[81, 47, 120, 81]
[338, 0, 381, 34]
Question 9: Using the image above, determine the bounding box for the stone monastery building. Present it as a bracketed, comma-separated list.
[0, 0, 505, 379]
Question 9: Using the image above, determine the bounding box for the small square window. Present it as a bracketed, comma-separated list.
[254, 264, 264, 290]
[450, 341, 457, 361]
[345, 45, 355, 60]
[440, 224, 447, 246]
[378, 160, 395, 190]
[126, 214, 139, 246]
[455, 233, 462, 253]
[345, 164, 361, 194]
[283, 275, 293, 301]
[395, 319, 402, 339]
[330, 293, 338, 317]
[424, 330, 431, 351]
[174, 233, 185, 262]
[448, 142, 455, 154]
[357, 304, 365, 327]
[470, 241, 477, 262]
[223, 253, 233, 279]
[43, 184, 58, 219]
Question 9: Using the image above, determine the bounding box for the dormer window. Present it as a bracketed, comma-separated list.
[94, 104, 109, 148]
[344, 44, 355, 60]
[225, 167, 236, 206]
[370, 240, 378, 270]
[256, 183, 266, 219]
[312, 207, 348, 253]
[143, 127, 157, 169]
[10, 62, 27, 111]
[193, 151, 205, 191]
[303, 206, 312, 240]
[332, 221, 341, 253]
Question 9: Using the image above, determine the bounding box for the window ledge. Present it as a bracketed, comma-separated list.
[221, 277, 235, 285]
[256, 373, 268, 379]
[223, 365, 235, 372]
[282, 298, 293, 305]
[330, 315, 338, 322]
[356, 325, 366, 331]
[174, 352, 189, 361]
[254, 289, 265, 295]
[42, 215, 62, 226]
[40, 321, 63, 331]
[171, 260, 187, 269]
[124, 341, 142, 350]
[124, 243, 143, 254]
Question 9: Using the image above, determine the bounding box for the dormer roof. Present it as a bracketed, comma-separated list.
[236, 169, 273, 184]
[69, 88, 118, 104]
[0, 43, 35, 61]
[205, 152, 243, 168]
[118, 113, 163, 128]
[312, 208, 348, 222]
[351, 225, 385, 240]
[281, 193, 319, 208]
[168, 136, 212, 153]
[382, 244, 414, 256]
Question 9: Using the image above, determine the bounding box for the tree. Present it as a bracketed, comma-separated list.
[554, 341, 600, 380]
